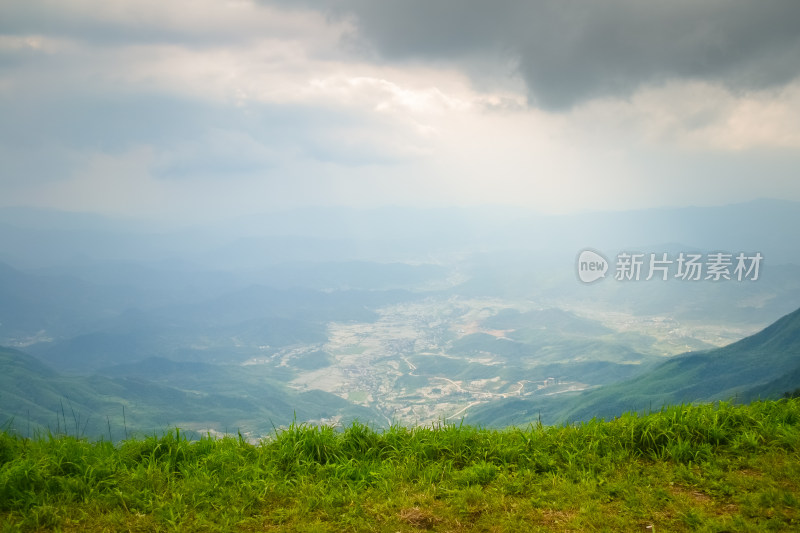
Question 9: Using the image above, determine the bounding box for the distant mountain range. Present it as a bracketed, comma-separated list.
[2, 199, 800, 268]
[3, 305, 799, 437]
[2, 200, 800, 437]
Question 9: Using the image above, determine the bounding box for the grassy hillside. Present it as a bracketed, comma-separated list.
[562, 306, 800, 422]
[2, 399, 799, 532]
[467, 306, 800, 427]
[0, 347, 380, 441]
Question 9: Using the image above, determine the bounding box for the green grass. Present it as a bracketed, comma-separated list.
[1, 399, 799, 531]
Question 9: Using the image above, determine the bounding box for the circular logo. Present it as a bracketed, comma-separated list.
[576, 249, 608, 283]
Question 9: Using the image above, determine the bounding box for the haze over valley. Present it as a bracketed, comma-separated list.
[2, 0, 800, 441]
[2, 201, 799, 440]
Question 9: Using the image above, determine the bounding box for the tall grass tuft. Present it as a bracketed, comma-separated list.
[1, 398, 798, 531]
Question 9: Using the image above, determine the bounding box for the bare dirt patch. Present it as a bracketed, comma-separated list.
[399, 507, 439, 529]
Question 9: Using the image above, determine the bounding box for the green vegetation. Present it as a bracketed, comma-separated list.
[0, 346, 382, 441]
[468, 306, 800, 428]
[559, 308, 800, 424]
[2, 399, 799, 532]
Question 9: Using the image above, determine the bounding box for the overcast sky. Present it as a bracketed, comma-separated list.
[1, 0, 799, 222]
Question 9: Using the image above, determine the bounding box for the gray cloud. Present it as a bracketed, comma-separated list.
[0, 83, 422, 189]
[10, 1, 798, 111]
[3, 0, 800, 217]
[0, 2, 201, 46]
[0, 0, 333, 49]
[307, 0, 800, 109]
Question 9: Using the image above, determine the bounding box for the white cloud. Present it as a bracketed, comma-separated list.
[1, 0, 799, 220]
[571, 81, 800, 152]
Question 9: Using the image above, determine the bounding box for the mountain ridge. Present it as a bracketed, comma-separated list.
[0, 345, 380, 440]
[561, 306, 800, 421]
[465, 306, 800, 427]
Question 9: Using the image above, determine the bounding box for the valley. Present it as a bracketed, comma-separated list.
[2, 202, 799, 440]
[245, 295, 770, 430]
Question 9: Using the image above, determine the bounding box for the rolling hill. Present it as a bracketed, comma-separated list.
[467, 305, 800, 426]
[565, 305, 800, 420]
[0, 346, 380, 441]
